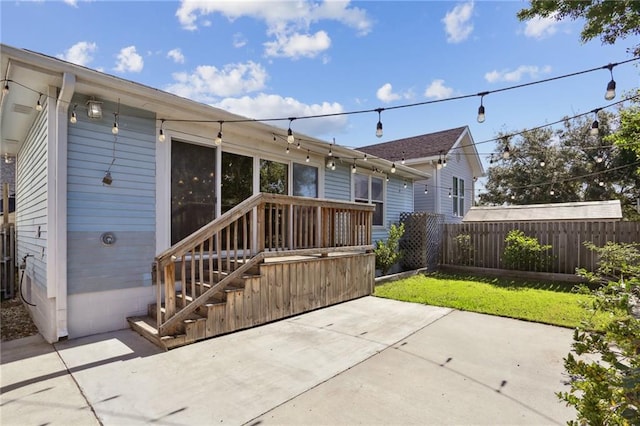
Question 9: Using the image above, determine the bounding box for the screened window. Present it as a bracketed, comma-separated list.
[354, 173, 384, 226]
[453, 176, 465, 217]
[260, 159, 288, 194]
[293, 163, 318, 198]
[171, 141, 216, 244]
[221, 152, 253, 214]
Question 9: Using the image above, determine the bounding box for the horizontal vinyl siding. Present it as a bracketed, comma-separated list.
[414, 178, 436, 213]
[439, 154, 474, 224]
[16, 106, 48, 291]
[373, 175, 413, 242]
[67, 98, 156, 294]
[323, 163, 351, 201]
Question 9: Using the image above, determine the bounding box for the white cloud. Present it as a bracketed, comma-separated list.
[442, 1, 474, 43]
[233, 33, 247, 48]
[64, 0, 78, 7]
[114, 46, 144, 73]
[167, 48, 185, 64]
[175, 0, 372, 58]
[376, 83, 401, 103]
[424, 79, 454, 99]
[165, 61, 268, 100]
[484, 65, 552, 83]
[57, 41, 97, 66]
[216, 93, 348, 138]
[523, 13, 559, 39]
[264, 31, 331, 59]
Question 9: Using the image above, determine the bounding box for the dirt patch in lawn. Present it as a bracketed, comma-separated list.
[1, 298, 39, 341]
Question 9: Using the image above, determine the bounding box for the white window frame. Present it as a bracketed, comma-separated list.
[452, 176, 465, 217]
[352, 172, 385, 227]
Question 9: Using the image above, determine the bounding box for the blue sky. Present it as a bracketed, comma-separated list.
[2, 0, 639, 167]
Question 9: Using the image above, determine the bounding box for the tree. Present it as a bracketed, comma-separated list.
[518, 1, 640, 56]
[480, 109, 640, 219]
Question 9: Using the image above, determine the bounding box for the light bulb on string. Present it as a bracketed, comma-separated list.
[403, 181, 407, 189]
[306, 150, 310, 163]
[477, 92, 487, 123]
[2, 82, 9, 95]
[215, 121, 223, 146]
[448, 188, 452, 198]
[35, 94, 43, 111]
[351, 162, 357, 174]
[287, 118, 295, 144]
[604, 63, 616, 100]
[158, 120, 166, 142]
[502, 144, 510, 160]
[390, 162, 396, 173]
[70, 104, 77, 124]
[363, 153, 368, 161]
[112, 113, 119, 135]
[375, 108, 383, 138]
[424, 185, 428, 194]
[401, 152, 405, 165]
[590, 109, 600, 136]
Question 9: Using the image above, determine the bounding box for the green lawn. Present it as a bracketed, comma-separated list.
[374, 273, 602, 328]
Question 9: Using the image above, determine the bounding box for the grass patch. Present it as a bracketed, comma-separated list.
[374, 272, 604, 328]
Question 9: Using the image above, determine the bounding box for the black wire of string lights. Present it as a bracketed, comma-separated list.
[3, 56, 639, 172]
[142, 57, 640, 137]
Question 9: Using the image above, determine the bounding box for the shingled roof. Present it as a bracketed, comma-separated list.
[358, 126, 468, 161]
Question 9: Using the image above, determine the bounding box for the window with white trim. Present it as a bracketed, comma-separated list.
[354, 173, 384, 226]
[452, 176, 465, 217]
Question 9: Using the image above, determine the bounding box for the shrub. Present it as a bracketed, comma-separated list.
[502, 229, 552, 272]
[453, 233, 474, 266]
[374, 223, 405, 275]
[559, 242, 640, 425]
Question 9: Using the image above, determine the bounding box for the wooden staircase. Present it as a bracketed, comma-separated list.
[128, 193, 376, 350]
[128, 260, 263, 349]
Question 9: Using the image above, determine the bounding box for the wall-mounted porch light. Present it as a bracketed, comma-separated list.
[86, 97, 103, 119]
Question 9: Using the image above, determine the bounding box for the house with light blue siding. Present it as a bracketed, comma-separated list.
[360, 126, 484, 224]
[0, 44, 427, 345]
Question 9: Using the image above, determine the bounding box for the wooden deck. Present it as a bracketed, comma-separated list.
[128, 194, 375, 349]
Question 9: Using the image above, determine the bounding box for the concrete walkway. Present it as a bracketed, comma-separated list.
[1, 296, 575, 425]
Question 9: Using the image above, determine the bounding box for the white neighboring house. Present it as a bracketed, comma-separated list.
[360, 126, 485, 223]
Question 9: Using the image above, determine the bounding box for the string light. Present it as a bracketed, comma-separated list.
[390, 162, 396, 173]
[286, 145, 290, 154]
[401, 152, 405, 165]
[363, 153, 368, 161]
[112, 113, 119, 135]
[351, 161, 357, 174]
[2, 82, 8, 95]
[590, 109, 600, 136]
[540, 158, 546, 167]
[403, 181, 407, 189]
[70, 104, 77, 124]
[448, 188, 452, 198]
[604, 63, 616, 101]
[35, 94, 43, 111]
[215, 121, 223, 146]
[158, 119, 166, 142]
[287, 118, 295, 144]
[306, 150, 310, 163]
[424, 185, 428, 194]
[502, 142, 510, 160]
[477, 92, 487, 123]
[296, 141, 301, 149]
[375, 108, 383, 138]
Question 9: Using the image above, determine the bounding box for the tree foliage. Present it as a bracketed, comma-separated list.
[479, 107, 640, 220]
[559, 242, 640, 425]
[518, 1, 640, 56]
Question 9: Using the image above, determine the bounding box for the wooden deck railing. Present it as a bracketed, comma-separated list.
[154, 193, 374, 336]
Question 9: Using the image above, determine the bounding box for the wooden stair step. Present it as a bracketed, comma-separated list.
[127, 316, 189, 350]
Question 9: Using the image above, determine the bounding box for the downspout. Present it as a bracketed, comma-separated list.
[52, 72, 75, 339]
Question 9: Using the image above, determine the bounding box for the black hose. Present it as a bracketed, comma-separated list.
[19, 258, 36, 307]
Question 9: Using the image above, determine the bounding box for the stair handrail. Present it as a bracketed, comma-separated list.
[155, 192, 264, 268]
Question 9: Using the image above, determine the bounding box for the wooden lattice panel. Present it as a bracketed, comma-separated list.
[399, 212, 444, 271]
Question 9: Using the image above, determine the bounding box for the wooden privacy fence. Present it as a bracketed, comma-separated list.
[441, 221, 640, 274]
